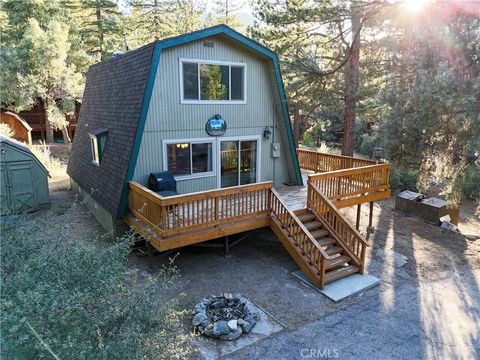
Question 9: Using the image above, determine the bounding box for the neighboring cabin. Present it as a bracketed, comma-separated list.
[0, 112, 32, 145]
[1, 99, 81, 143]
[17, 99, 81, 141]
[67, 25, 302, 235]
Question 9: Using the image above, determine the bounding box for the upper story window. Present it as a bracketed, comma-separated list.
[89, 129, 108, 166]
[180, 59, 246, 104]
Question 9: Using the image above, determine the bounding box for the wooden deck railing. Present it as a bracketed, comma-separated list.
[18, 113, 78, 127]
[297, 148, 376, 172]
[128, 181, 272, 237]
[308, 163, 391, 207]
[270, 188, 329, 288]
[307, 182, 368, 272]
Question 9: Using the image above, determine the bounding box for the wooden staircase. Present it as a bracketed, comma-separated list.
[269, 185, 368, 290]
[295, 209, 360, 284]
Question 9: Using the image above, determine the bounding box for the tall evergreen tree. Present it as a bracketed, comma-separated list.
[65, 0, 124, 61]
[377, 1, 480, 205]
[1, 0, 83, 143]
[125, 0, 207, 48]
[251, 0, 383, 155]
[208, 0, 243, 29]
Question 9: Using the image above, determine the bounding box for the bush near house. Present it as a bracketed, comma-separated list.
[0, 204, 191, 359]
[0, 123, 15, 138]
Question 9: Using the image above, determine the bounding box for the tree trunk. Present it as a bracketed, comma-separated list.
[153, 0, 160, 40]
[341, 3, 361, 156]
[96, 7, 104, 60]
[61, 125, 71, 144]
[45, 117, 54, 143]
[293, 105, 300, 149]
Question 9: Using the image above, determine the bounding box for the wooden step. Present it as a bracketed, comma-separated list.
[326, 255, 351, 270]
[294, 209, 309, 216]
[304, 221, 323, 230]
[325, 246, 343, 256]
[310, 229, 329, 239]
[325, 265, 359, 283]
[297, 213, 315, 223]
[317, 237, 336, 247]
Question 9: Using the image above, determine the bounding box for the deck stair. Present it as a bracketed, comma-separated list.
[269, 200, 361, 289]
[296, 209, 360, 281]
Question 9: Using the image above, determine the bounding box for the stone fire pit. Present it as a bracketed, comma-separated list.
[191, 293, 259, 341]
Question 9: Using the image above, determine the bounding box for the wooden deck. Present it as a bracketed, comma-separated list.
[125, 149, 392, 289]
[276, 171, 310, 211]
[277, 164, 391, 211]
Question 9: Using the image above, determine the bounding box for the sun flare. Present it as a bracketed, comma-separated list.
[404, 0, 428, 13]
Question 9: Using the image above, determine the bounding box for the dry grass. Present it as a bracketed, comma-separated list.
[29, 143, 68, 179]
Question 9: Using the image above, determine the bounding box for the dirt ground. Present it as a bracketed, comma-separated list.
[341, 197, 480, 280]
[44, 154, 480, 359]
[129, 193, 479, 359]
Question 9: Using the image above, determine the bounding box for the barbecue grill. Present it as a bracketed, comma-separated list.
[148, 171, 179, 197]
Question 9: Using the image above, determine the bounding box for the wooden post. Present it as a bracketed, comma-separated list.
[146, 240, 154, 257]
[369, 201, 374, 228]
[224, 236, 231, 258]
[356, 203, 361, 230]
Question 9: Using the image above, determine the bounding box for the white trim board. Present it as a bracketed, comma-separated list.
[162, 137, 216, 181]
[216, 135, 261, 188]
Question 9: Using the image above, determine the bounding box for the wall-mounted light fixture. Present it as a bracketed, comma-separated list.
[263, 127, 272, 140]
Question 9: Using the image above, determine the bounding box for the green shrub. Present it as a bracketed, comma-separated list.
[359, 134, 377, 157]
[390, 167, 419, 192]
[463, 163, 480, 200]
[1, 205, 191, 359]
[301, 132, 315, 148]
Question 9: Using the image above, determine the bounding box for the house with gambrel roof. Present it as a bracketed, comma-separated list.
[68, 25, 302, 234]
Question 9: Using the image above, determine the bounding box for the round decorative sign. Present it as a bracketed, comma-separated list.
[206, 115, 227, 136]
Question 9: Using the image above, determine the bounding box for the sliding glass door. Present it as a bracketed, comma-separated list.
[220, 139, 258, 188]
[220, 141, 239, 188]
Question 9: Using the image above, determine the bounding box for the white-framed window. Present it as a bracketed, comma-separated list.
[163, 138, 215, 180]
[179, 58, 246, 104]
[89, 129, 108, 166]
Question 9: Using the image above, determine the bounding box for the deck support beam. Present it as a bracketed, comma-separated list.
[224, 236, 230, 257]
[369, 201, 374, 228]
[356, 203, 361, 230]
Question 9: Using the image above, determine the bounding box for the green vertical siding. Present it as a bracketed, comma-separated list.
[133, 36, 290, 193]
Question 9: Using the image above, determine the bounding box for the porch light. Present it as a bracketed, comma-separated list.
[176, 143, 189, 149]
[372, 146, 385, 162]
[263, 127, 272, 140]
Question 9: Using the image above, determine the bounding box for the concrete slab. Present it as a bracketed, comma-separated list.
[291, 270, 380, 302]
[375, 248, 409, 268]
[193, 296, 285, 359]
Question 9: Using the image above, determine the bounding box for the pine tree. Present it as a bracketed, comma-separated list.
[251, 0, 383, 155]
[208, 0, 243, 30]
[377, 2, 480, 205]
[65, 0, 124, 61]
[125, 0, 207, 48]
[1, 0, 83, 143]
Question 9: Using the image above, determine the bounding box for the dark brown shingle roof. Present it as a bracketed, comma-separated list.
[67, 43, 155, 217]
